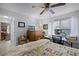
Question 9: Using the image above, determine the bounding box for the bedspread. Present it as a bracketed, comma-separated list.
[1, 39, 79, 56]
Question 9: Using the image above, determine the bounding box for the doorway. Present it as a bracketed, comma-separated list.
[0, 22, 11, 41]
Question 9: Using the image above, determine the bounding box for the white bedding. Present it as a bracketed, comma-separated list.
[0, 39, 79, 56]
[0, 39, 50, 56]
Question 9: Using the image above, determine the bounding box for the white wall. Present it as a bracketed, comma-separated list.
[70, 17, 78, 36]
[69, 15, 79, 42]
[14, 18, 30, 45]
[48, 22, 52, 36]
[0, 8, 31, 46]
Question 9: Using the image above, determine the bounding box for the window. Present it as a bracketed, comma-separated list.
[52, 18, 71, 36]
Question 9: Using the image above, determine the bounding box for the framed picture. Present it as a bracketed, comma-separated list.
[28, 26, 35, 31]
[18, 22, 25, 28]
[43, 24, 48, 30]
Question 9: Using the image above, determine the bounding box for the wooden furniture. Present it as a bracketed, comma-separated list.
[27, 30, 43, 42]
[0, 32, 1, 40]
[18, 35, 27, 45]
[0, 23, 8, 41]
[0, 32, 7, 41]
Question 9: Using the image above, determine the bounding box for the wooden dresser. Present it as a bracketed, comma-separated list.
[27, 30, 43, 42]
[0, 32, 7, 41]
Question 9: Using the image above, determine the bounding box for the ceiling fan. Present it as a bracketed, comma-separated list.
[32, 3, 66, 15]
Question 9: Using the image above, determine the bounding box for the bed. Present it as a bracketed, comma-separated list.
[0, 39, 79, 56]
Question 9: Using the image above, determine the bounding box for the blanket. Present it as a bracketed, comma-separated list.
[0, 39, 79, 56]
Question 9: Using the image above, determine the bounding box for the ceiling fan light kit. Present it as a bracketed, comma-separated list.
[49, 9, 55, 14]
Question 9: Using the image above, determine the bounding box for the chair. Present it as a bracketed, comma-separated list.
[52, 35, 64, 45]
[66, 36, 77, 47]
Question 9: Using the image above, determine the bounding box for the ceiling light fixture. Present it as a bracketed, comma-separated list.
[4, 16, 9, 18]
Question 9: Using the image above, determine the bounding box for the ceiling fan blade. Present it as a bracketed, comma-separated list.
[40, 8, 46, 15]
[32, 6, 45, 8]
[51, 3, 66, 8]
[49, 9, 55, 14]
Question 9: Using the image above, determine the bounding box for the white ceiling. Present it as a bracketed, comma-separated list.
[0, 3, 79, 18]
[0, 3, 44, 16]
